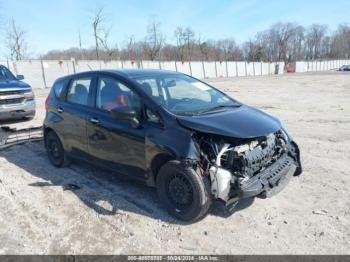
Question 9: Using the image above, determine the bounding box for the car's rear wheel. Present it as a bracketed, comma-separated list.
[156, 160, 212, 222]
[45, 131, 70, 168]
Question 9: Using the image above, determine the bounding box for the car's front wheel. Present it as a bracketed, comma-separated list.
[45, 131, 70, 168]
[156, 160, 212, 222]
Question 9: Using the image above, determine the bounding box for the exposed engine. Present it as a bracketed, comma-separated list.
[195, 130, 290, 201]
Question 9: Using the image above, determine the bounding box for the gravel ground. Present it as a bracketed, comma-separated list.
[0, 71, 349, 254]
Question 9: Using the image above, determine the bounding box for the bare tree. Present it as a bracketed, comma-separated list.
[125, 35, 136, 60]
[174, 27, 186, 61]
[320, 36, 331, 59]
[78, 30, 86, 59]
[287, 25, 305, 61]
[42, 21, 350, 62]
[6, 19, 28, 60]
[217, 38, 237, 61]
[330, 24, 350, 58]
[78, 30, 82, 50]
[143, 17, 164, 60]
[162, 44, 177, 60]
[91, 7, 117, 60]
[185, 28, 195, 61]
[254, 22, 302, 62]
[255, 30, 275, 62]
[99, 28, 117, 59]
[305, 24, 328, 60]
[198, 34, 210, 61]
[271, 22, 299, 61]
[92, 7, 104, 59]
[242, 40, 260, 61]
[174, 26, 196, 61]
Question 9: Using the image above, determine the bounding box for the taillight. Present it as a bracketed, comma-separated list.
[45, 97, 49, 111]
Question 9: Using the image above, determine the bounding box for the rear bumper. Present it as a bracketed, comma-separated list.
[0, 99, 36, 120]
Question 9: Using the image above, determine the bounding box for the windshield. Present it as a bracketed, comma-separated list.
[0, 66, 16, 82]
[134, 74, 240, 115]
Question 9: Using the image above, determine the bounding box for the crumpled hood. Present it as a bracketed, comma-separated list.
[177, 105, 282, 138]
[0, 80, 31, 89]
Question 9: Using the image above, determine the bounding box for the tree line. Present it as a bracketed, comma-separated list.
[4, 8, 350, 62]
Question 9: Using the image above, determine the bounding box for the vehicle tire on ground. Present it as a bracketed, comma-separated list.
[45, 131, 70, 168]
[156, 160, 212, 222]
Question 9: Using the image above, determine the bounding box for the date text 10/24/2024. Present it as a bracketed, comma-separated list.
[127, 255, 220, 261]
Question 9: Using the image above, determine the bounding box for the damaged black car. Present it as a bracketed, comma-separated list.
[44, 69, 302, 222]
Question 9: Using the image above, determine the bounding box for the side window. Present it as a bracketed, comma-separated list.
[96, 77, 141, 115]
[66, 77, 92, 106]
[137, 79, 159, 96]
[51, 79, 66, 100]
[136, 78, 165, 106]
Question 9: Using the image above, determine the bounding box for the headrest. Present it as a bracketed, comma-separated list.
[141, 82, 152, 95]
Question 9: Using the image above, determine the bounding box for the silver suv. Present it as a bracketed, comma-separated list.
[0, 65, 35, 121]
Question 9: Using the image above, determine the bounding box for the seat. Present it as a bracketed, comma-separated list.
[141, 82, 165, 105]
[141, 82, 153, 96]
[70, 84, 88, 105]
[99, 80, 130, 111]
[100, 81, 121, 105]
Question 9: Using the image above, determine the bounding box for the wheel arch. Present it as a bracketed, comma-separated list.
[147, 153, 175, 187]
[43, 125, 68, 152]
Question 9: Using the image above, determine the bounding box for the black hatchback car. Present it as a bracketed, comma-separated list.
[44, 69, 302, 221]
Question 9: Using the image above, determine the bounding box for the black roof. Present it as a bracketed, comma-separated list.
[57, 69, 182, 83]
[104, 69, 180, 78]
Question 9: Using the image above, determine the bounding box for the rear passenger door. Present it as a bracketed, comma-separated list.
[58, 75, 95, 157]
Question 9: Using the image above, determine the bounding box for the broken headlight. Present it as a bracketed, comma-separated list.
[280, 121, 292, 141]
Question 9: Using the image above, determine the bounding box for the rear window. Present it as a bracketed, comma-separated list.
[51, 79, 66, 99]
[66, 77, 92, 106]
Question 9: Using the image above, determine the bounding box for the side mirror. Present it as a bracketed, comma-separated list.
[111, 107, 140, 128]
[17, 75, 24, 80]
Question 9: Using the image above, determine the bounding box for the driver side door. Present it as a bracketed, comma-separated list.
[86, 75, 146, 180]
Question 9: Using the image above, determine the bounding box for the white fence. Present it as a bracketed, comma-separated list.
[295, 60, 350, 73]
[0, 59, 347, 89]
[0, 60, 285, 89]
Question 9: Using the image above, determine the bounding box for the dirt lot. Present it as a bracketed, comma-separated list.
[0, 72, 349, 254]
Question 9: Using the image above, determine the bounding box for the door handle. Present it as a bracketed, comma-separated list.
[57, 107, 64, 113]
[89, 117, 100, 124]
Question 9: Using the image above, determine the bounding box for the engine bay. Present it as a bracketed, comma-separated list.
[194, 130, 292, 201]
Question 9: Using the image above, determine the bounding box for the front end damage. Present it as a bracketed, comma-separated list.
[193, 129, 302, 210]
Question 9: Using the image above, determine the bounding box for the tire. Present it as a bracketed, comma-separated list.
[45, 131, 70, 168]
[156, 160, 212, 222]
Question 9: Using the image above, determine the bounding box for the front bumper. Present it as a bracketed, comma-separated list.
[228, 154, 298, 202]
[0, 99, 36, 120]
[240, 155, 296, 198]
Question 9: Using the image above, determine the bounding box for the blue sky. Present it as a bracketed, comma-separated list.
[0, 0, 349, 58]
